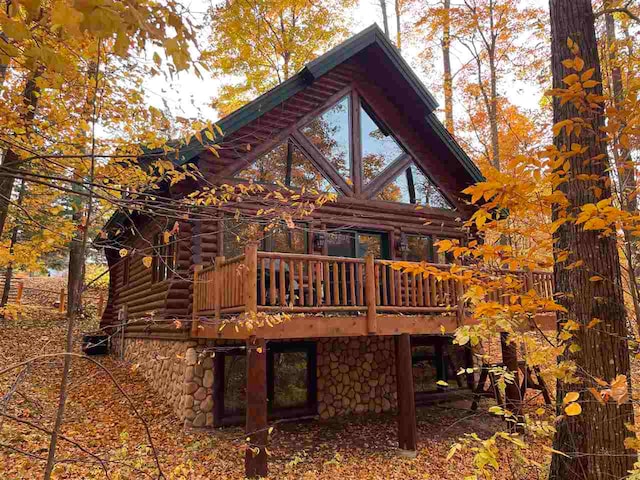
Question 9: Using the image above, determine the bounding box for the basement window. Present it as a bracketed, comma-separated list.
[219, 341, 317, 423]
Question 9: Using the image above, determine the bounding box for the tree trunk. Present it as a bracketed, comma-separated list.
[604, 5, 640, 331]
[488, 51, 500, 170]
[379, 0, 390, 37]
[549, 1, 635, 478]
[395, 0, 402, 50]
[442, 0, 454, 133]
[0, 70, 41, 240]
[1, 180, 25, 307]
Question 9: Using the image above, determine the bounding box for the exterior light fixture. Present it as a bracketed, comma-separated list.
[314, 232, 326, 251]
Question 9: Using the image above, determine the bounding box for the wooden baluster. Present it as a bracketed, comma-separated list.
[430, 275, 437, 306]
[279, 259, 286, 306]
[316, 262, 322, 306]
[332, 262, 339, 305]
[324, 261, 331, 306]
[260, 258, 266, 305]
[298, 261, 304, 307]
[396, 270, 402, 306]
[374, 264, 381, 305]
[365, 253, 377, 333]
[289, 260, 295, 307]
[389, 268, 396, 306]
[381, 264, 388, 306]
[307, 260, 314, 306]
[417, 273, 424, 307]
[443, 278, 450, 306]
[357, 263, 364, 305]
[403, 273, 409, 307]
[269, 258, 276, 306]
[411, 274, 418, 306]
[341, 263, 347, 306]
[349, 263, 356, 306]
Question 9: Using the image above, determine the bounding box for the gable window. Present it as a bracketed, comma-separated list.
[301, 95, 351, 181]
[376, 163, 452, 209]
[236, 141, 336, 193]
[361, 102, 404, 184]
[152, 232, 177, 283]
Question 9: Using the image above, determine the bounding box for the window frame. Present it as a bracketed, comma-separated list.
[215, 341, 317, 426]
[152, 232, 177, 283]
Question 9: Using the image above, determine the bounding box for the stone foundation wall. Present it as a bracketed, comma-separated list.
[119, 336, 400, 427]
[120, 338, 216, 428]
[317, 336, 397, 419]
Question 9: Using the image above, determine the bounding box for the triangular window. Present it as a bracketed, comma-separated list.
[375, 163, 453, 209]
[361, 103, 404, 184]
[236, 141, 337, 193]
[301, 96, 351, 181]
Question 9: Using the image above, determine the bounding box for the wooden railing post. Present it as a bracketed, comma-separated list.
[456, 278, 465, 326]
[59, 287, 66, 313]
[244, 244, 258, 315]
[16, 281, 23, 305]
[365, 253, 377, 334]
[191, 264, 203, 336]
[214, 256, 225, 320]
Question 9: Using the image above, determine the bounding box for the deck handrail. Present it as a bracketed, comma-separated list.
[191, 249, 556, 333]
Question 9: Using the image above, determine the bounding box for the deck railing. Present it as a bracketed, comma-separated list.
[192, 244, 555, 331]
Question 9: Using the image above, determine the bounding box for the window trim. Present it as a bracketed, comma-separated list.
[214, 341, 317, 426]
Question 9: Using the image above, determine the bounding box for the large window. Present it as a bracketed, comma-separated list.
[361, 103, 404, 184]
[230, 91, 455, 208]
[301, 95, 351, 180]
[219, 342, 317, 422]
[152, 232, 177, 283]
[376, 164, 452, 209]
[236, 141, 336, 193]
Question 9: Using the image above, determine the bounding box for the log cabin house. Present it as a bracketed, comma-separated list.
[98, 25, 554, 477]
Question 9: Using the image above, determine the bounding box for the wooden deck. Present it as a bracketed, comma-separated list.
[191, 244, 556, 339]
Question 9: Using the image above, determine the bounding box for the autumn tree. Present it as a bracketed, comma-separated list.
[548, 0, 635, 477]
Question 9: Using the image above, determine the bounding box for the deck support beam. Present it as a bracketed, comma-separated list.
[395, 333, 417, 452]
[500, 332, 523, 431]
[245, 336, 268, 478]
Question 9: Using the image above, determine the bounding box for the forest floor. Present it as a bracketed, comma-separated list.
[0, 305, 556, 479]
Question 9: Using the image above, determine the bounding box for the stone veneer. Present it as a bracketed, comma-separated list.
[317, 336, 397, 419]
[118, 336, 400, 427]
[119, 338, 217, 428]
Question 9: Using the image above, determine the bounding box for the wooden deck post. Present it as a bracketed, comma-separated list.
[59, 287, 66, 313]
[244, 244, 258, 315]
[500, 332, 523, 431]
[365, 253, 377, 334]
[214, 256, 225, 320]
[16, 281, 23, 305]
[191, 264, 202, 336]
[245, 336, 268, 478]
[395, 333, 417, 453]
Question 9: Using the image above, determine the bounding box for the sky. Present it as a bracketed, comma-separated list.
[144, 0, 545, 126]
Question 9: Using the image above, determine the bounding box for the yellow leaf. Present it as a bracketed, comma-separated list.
[119, 248, 128, 257]
[581, 68, 595, 81]
[589, 275, 603, 282]
[436, 380, 449, 387]
[573, 56, 585, 71]
[565, 402, 582, 416]
[563, 392, 580, 404]
[256, 347, 263, 354]
[142, 256, 153, 268]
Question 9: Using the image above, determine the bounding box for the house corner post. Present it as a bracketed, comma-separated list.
[191, 264, 203, 337]
[395, 333, 417, 453]
[245, 335, 268, 478]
